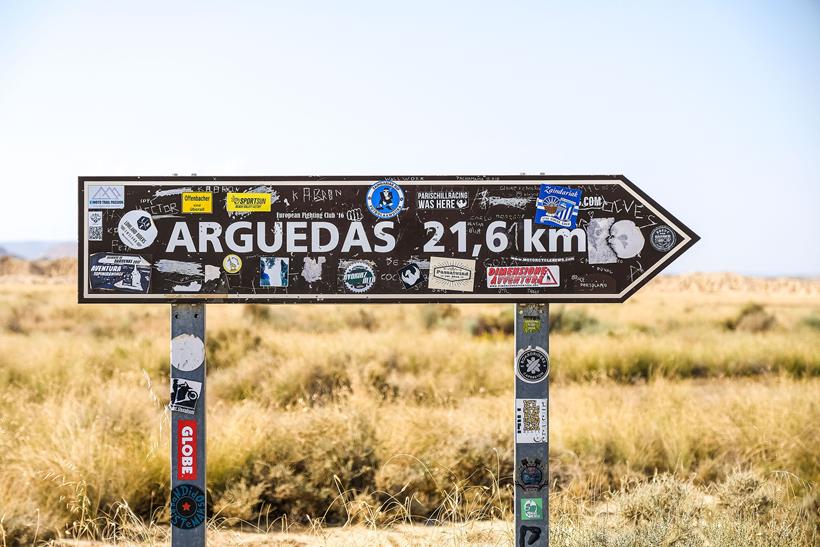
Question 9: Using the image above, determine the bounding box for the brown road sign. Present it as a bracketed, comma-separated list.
[78, 175, 698, 304]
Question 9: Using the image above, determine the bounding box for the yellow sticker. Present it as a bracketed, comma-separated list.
[182, 192, 213, 214]
[222, 254, 242, 274]
[226, 192, 271, 212]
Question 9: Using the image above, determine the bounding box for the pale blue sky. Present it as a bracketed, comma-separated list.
[0, 1, 818, 275]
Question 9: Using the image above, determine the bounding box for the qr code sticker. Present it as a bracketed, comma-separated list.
[522, 400, 540, 430]
[88, 211, 103, 241]
[515, 398, 547, 443]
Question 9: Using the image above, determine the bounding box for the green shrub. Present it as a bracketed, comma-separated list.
[419, 304, 460, 330]
[470, 310, 514, 336]
[550, 307, 599, 334]
[801, 313, 820, 330]
[724, 303, 777, 333]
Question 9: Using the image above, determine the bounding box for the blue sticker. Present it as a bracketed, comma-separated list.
[260, 257, 289, 287]
[534, 185, 582, 229]
[171, 484, 206, 529]
[88, 253, 151, 293]
[366, 180, 405, 219]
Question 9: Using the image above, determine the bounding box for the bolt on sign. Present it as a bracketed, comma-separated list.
[78, 176, 698, 303]
[77, 175, 698, 547]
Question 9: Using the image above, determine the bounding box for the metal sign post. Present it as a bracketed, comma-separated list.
[169, 303, 207, 546]
[514, 304, 549, 547]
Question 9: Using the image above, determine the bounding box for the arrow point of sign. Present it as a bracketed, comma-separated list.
[611, 174, 701, 303]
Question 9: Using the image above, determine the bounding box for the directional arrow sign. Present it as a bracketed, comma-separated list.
[77, 175, 698, 304]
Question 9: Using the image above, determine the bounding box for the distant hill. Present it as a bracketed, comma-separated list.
[0, 241, 75, 260]
[40, 242, 76, 259]
[0, 256, 75, 278]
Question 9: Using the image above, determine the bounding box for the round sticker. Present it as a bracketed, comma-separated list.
[222, 254, 242, 274]
[649, 225, 676, 252]
[607, 219, 645, 259]
[515, 346, 550, 383]
[342, 262, 375, 293]
[117, 210, 157, 249]
[170, 484, 206, 529]
[171, 334, 205, 372]
[365, 180, 405, 219]
[520, 459, 544, 488]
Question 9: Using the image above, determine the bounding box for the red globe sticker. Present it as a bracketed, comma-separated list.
[177, 420, 197, 480]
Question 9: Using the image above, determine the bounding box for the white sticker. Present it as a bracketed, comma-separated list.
[609, 220, 645, 259]
[515, 398, 548, 443]
[88, 185, 124, 209]
[171, 334, 205, 371]
[586, 217, 646, 263]
[88, 211, 103, 241]
[427, 256, 476, 292]
[170, 378, 202, 414]
[301, 256, 326, 283]
[118, 210, 158, 249]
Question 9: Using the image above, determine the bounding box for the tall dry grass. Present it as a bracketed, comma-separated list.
[0, 276, 817, 545]
[27, 472, 816, 546]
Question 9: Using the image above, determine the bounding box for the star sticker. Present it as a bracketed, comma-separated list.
[182, 501, 191, 512]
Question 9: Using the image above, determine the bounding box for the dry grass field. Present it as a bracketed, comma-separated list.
[0, 261, 817, 546]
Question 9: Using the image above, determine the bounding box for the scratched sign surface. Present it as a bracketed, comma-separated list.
[77, 176, 698, 303]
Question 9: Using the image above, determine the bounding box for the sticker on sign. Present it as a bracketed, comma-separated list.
[515, 398, 548, 443]
[182, 192, 213, 214]
[521, 497, 544, 520]
[487, 265, 559, 288]
[226, 192, 271, 212]
[177, 420, 197, 480]
[171, 334, 205, 372]
[89, 253, 151, 293]
[88, 185, 124, 209]
[170, 378, 202, 415]
[428, 256, 475, 292]
[88, 211, 103, 241]
[117, 210, 157, 250]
